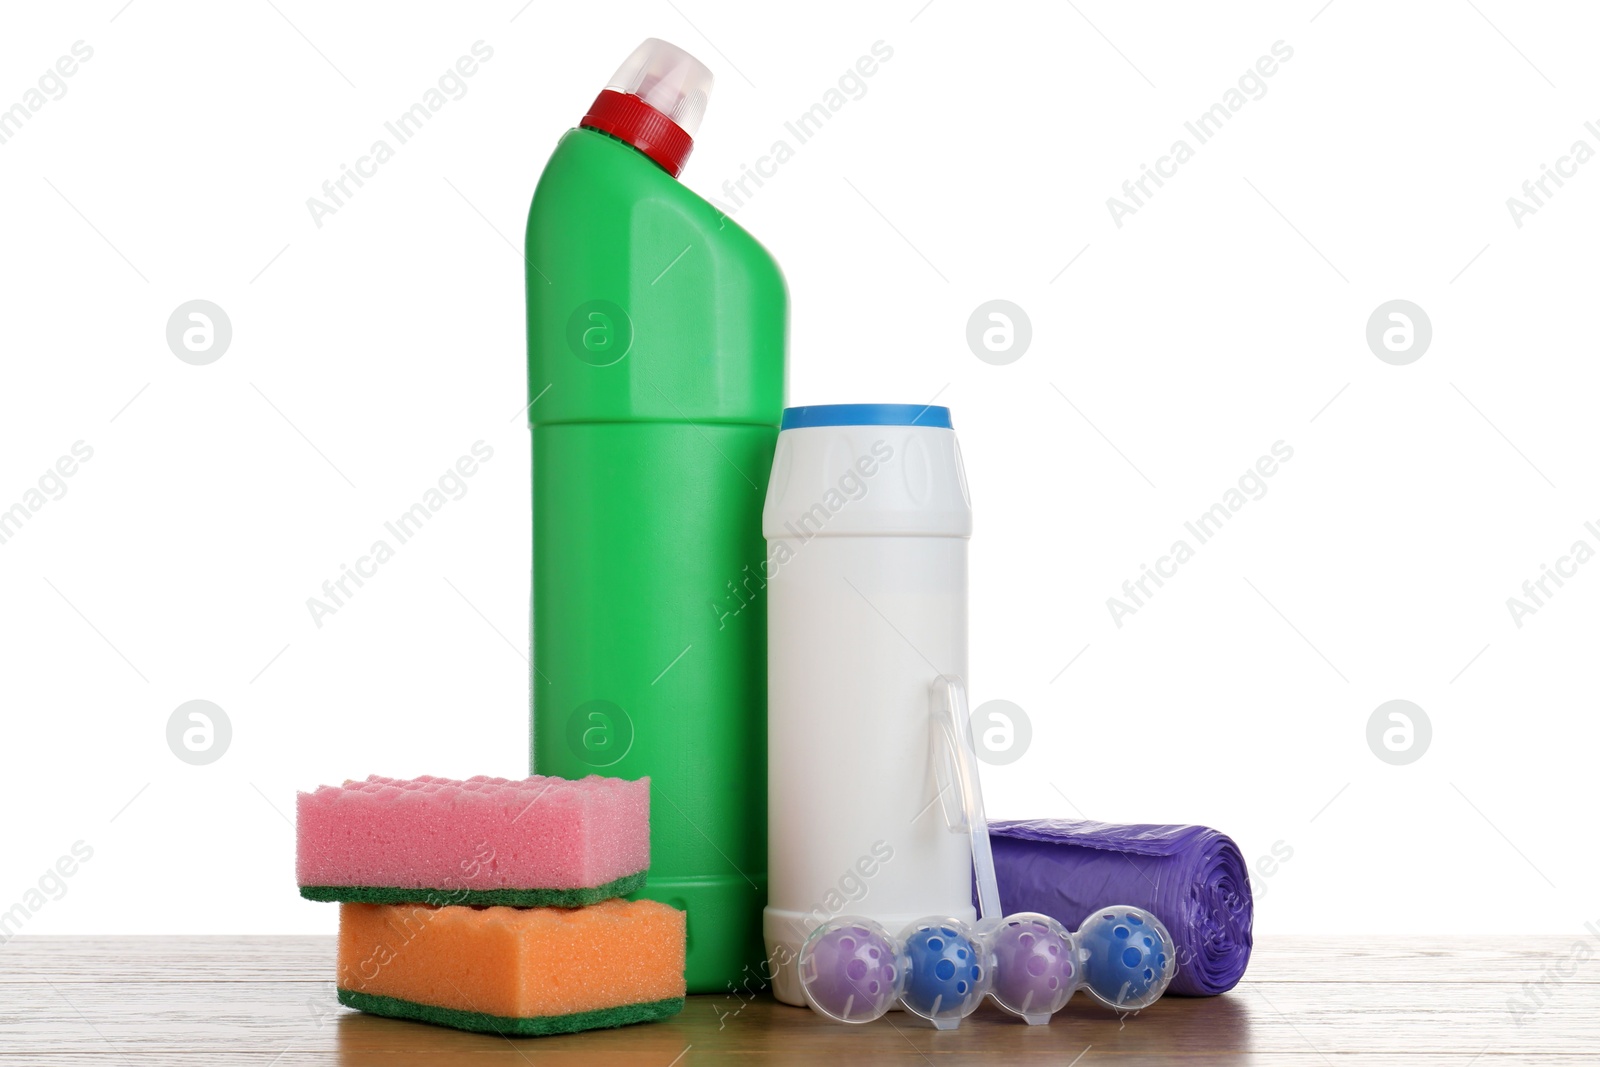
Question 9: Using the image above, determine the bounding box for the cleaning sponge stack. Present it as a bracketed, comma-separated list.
[297, 774, 685, 1036]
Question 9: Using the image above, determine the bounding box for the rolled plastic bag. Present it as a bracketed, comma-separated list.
[984, 819, 1252, 996]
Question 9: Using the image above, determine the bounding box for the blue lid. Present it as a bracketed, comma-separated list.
[780, 403, 952, 430]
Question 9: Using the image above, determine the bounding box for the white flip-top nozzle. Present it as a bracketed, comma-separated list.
[605, 38, 714, 137]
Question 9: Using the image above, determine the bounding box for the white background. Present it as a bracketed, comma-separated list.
[1, 0, 1595, 939]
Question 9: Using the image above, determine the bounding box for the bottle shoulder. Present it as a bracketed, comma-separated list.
[524, 127, 788, 426]
[530, 128, 783, 280]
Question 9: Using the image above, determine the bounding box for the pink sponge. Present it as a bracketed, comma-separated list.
[297, 774, 649, 907]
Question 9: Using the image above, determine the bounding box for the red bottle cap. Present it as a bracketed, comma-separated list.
[581, 89, 695, 177]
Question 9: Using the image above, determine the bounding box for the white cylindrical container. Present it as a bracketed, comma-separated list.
[762, 403, 974, 1007]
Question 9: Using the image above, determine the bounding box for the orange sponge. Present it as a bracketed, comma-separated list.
[336, 899, 686, 1035]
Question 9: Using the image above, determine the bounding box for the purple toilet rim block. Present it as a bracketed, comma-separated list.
[983, 819, 1253, 997]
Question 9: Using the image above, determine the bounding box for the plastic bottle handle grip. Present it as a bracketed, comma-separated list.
[929, 675, 1002, 921]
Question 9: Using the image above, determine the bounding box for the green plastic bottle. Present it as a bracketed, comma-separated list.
[524, 39, 786, 993]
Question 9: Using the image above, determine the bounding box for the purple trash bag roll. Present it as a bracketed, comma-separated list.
[985, 819, 1252, 996]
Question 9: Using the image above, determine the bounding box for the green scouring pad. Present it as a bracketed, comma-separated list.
[300, 869, 646, 908]
[337, 989, 686, 1036]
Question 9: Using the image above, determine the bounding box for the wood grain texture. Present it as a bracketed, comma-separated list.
[1, 936, 1596, 1064]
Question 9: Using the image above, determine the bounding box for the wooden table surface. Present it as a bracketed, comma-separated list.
[2, 936, 1595, 1064]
